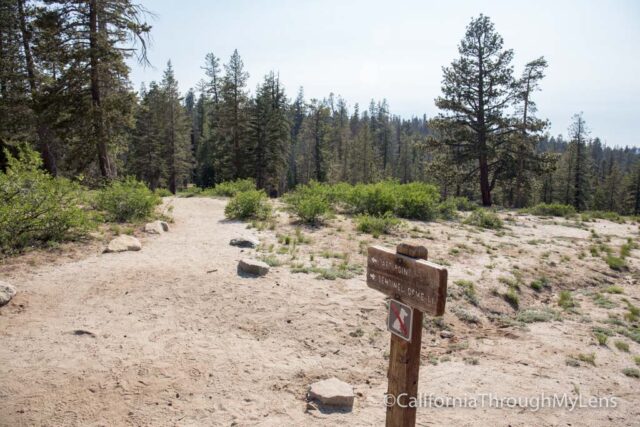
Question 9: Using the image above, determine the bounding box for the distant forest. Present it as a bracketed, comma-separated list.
[1, 1, 639, 213]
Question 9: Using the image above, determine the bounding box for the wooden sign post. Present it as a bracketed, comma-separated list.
[367, 243, 448, 427]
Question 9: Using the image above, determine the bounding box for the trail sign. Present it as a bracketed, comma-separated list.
[367, 245, 447, 316]
[366, 243, 448, 427]
[387, 299, 413, 342]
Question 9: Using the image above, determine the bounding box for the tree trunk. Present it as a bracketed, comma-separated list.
[90, 0, 113, 179]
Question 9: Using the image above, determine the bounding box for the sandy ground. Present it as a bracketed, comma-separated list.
[1, 197, 639, 426]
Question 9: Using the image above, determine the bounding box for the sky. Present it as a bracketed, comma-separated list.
[127, 0, 640, 147]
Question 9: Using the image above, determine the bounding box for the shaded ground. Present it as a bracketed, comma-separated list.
[1, 198, 639, 426]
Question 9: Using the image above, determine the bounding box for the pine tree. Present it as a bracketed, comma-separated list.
[287, 87, 305, 189]
[568, 113, 591, 210]
[217, 50, 250, 181]
[251, 72, 290, 194]
[433, 15, 516, 206]
[161, 62, 192, 194]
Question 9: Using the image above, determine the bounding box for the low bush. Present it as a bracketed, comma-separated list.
[211, 178, 256, 197]
[606, 255, 626, 271]
[347, 181, 396, 216]
[449, 196, 477, 211]
[528, 203, 576, 217]
[437, 198, 458, 220]
[393, 182, 440, 220]
[0, 146, 90, 253]
[581, 211, 624, 223]
[464, 209, 503, 229]
[155, 188, 173, 197]
[224, 190, 271, 220]
[355, 212, 400, 237]
[283, 182, 331, 224]
[96, 177, 161, 222]
[558, 290, 577, 310]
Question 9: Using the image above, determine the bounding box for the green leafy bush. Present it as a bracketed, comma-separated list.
[528, 203, 576, 217]
[283, 181, 331, 224]
[464, 209, 503, 229]
[155, 188, 173, 197]
[437, 198, 458, 220]
[345, 181, 439, 220]
[347, 181, 396, 216]
[0, 147, 90, 253]
[211, 179, 256, 197]
[96, 177, 161, 222]
[450, 196, 477, 211]
[224, 190, 271, 220]
[393, 182, 440, 220]
[355, 212, 400, 237]
[581, 211, 624, 223]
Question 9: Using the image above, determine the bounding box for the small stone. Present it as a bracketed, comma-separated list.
[308, 377, 355, 408]
[230, 237, 259, 248]
[159, 221, 169, 232]
[144, 221, 165, 234]
[105, 235, 142, 253]
[440, 330, 454, 339]
[0, 281, 17, 307]
[238, 259, 269, 276]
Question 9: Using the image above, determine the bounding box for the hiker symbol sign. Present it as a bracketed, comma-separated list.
[387, 299, 413, 342]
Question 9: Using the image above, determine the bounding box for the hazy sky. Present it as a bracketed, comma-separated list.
[127, 0, 640, 147]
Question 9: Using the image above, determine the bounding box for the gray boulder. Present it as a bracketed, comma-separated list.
[230, 237, 259, 248]
[308, 377, 355, 407]
[0, 281, 16, 307]
[144, 221, 166, 234]
[105, 235, 142, 253]
[238, 259, 269, 276]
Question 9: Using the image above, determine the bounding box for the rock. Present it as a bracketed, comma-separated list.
[0, 281, 16, 307]
[144, 221, 165, 234]
[308, 378, 355, 407]
[159, 221, 169, 232]
[105, 235, 142, 253]
[238, 259, 269, 276]
[440, 330, 454, 339]
[230, 237, 259, 248]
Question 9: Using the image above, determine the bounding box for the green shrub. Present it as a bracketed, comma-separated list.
[614, 341, 630, 352]
[450, 196, 477, 211]
[355, 212, 400, 237]
[581, 211, 624, 223]
[454, 279, 478, 306]
[437, 198, 458, 220]
[528, 203, 576, 217]
[224, 190, 271, 220]
[155, 188, 173, 197]
[393, 182, 440, 220]
[558, 290, 577, 310]
[594, 332, 608, 346]
[0, 147, 90, 253]
[464, 209, 503, 229]
[530, 276, 550, 292]
[606, 255, 626, 271]
[96, 177, 161, 222]
[622, 368, 640, 378]
[283, 182, 331, 224]
[347, 181, 396, 216]
[212, 179, 256, 197]
[503, 288, 519, 309]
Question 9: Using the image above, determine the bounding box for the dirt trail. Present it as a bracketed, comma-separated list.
[0, 198, 637, 426]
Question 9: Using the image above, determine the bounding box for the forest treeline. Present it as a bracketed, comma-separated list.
[1, 1, 639, 213]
